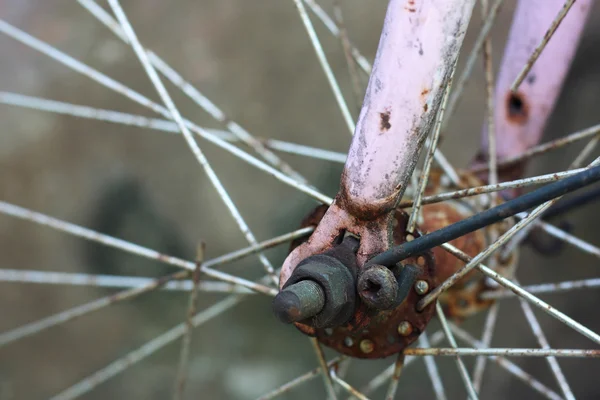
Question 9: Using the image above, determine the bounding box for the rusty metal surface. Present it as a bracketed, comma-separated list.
[289, 208, 437, 359]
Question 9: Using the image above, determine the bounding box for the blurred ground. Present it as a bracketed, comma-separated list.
[1, 1, 600, 399]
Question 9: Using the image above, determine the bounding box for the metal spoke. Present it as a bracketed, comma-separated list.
[292, 0, 355, 135]
[49, 295, 243, 400]
[357, 330, 445, 398]
[256, 357, 345, 400]
[302, 0, 371, 74]
[404, 348, 600, 357]
[511, 0, 577, 91]
[0, 270, 186, 348]
[408, 65, 456, 232]
[332, 0, 363, 111]
[531, 217, 600, 258]
[399, 168, 587, 208]
[441, 243, 600, 345]
[0, 21, 331, 204]
[172, 244, 204, 400]
[108, 0, 280, 285]
[310, 338, 338, 400]
[443, 0, 504, 126]
[472, 123, 600, 173]
[419, 331, 448, 400]
[471, 303, 499, 393]
[436, 303, 479, 400]
[482, 278, 600, 299]
[330, 369, 370, 400]
[0, 91, 348, 164]
[518, 293, 574, 399]
[79, 0, 309, 186]
[449, 323, 563, 400]
[383, 353, 405, 400]
[0, 201, 276, 296]
[481, 0, 497, 206]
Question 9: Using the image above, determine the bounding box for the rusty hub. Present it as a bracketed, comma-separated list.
[287, 206, 437, 359]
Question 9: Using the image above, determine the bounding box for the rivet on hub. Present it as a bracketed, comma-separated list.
[344, 337, 354, 347]
[397, 321, 413, 337]
[360, 339, 374, 354]
[414, 280, 430, 295]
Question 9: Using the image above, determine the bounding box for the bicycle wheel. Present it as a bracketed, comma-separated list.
[1, 1, 599, 399]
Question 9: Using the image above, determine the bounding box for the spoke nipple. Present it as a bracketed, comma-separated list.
[414, 280, 429, 295]
[359, 339, 374, 354]
[272, 280, 325, 324]
[397, 321, 413, 336]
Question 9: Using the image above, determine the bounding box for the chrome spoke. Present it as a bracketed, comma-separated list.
[404, 348, 600, 357]
[443, 0, 504, 126]
[108, 0, 280, 285]
[419, 331, 448, 400]
[518, 294, 574, 399]
[50, 295, 243, 400]
[0, 201, 277, 296]
[256, 357, 345, 400]
[449, 323, 563, 400]
[482, 278, 600, 299]
[310, 338, 338, 400]
[511, 0, 577, 91]
[292, 0, 355, 135]
[436, 303, 479, 400]
[441, 243, 600, 345]
[330, 369, 370, 400]
[0, 20, 331, 204]
[471, 303, 499, 393]
[383, 353, 405, 400]
[302, 0, 371, 74]
[481, 0, 497, 206]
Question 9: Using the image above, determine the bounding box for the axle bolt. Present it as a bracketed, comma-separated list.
[414, 280, 429, 295]
[272, 280, 325, 324]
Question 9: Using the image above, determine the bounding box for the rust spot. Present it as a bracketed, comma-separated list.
[423, 103, 428, 112]
[506, 91, 529, 125]
[405, 0, 416, 12]
[380, 110, 392, 131]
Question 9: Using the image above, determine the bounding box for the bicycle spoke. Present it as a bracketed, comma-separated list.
[302, 0, 371, 74]
[310, 337, 338, 400]
[449, 323, 563, 400]
[518, 294, 574, 399]
[331, 1, 363, 112]
[172, 244, 204, 400]
[78, 0, 310, 185]
[352, 330, 444, 398]
[0, 20, 331, 205]
[472, 123, 600, 173]
[0, 271, 186, 348]
[404, 348, 600, 357]
[443, 0, 504, 126]
[481, 0, 498, 206]
[383, 353, 405, 400]
[0, 201, 277, 296]
[419, 331, 448, 400]
[399, 168, 587, 208]
[436, 303, 479, 400]
[441, 243, 600, 345]
[330, 369, 370, 400]
[511, 0, 577, 91]
[108, 0, 282, 285]
[418, 159, 600, 310]
[471, 303, 499, 393]
[531, 218, 600, 258]
[482, 278, 600, 299]
[256, 356, 345, 400]
[408, 67, 456, 232]
[0, 269, 252, 293]
[49, 295, 243, 400]
[292, 0, 355, 135]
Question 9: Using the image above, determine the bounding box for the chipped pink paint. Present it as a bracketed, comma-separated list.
[280, 0, 476, 287]
[479, 0, 592, 164]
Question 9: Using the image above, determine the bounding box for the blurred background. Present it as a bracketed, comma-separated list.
[1, 0, 600, 398]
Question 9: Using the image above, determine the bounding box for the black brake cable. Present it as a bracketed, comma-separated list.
[367, 164, 600, 267]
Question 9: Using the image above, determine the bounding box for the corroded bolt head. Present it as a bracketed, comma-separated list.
[360, 339, 374, 354]
[357, 265, 399, 310]
[397, 321, 413, 336]
[414, 280, 429, 295]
